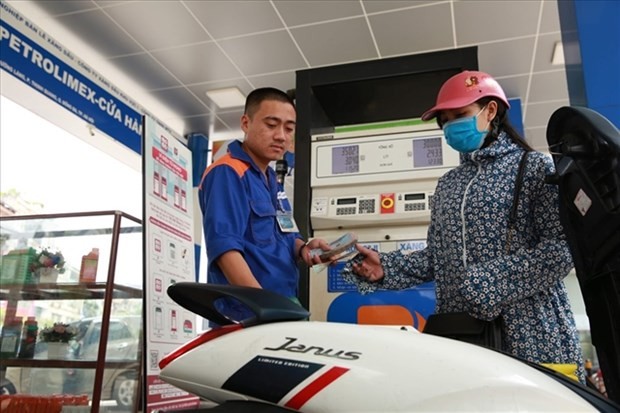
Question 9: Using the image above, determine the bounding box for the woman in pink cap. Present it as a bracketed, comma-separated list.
[343, 71, 585, 383]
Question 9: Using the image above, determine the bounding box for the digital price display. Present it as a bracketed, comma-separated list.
[404, 193, 425, 201]
[332, 145, 359, 174]
[337, 197, 357, 205]
[413, 137, 443, 168]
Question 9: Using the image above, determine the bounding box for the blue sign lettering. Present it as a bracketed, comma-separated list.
[0, 20, 142, 153]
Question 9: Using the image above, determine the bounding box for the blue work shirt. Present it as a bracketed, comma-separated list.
[199, 140, 301, 322]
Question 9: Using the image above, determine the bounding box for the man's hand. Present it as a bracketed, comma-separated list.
[297, 238, 332, 266]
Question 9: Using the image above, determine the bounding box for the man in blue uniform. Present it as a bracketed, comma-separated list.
[199, 87, 329, 323]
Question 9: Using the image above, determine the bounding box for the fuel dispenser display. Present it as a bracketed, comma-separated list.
[309, 121, 460, 328]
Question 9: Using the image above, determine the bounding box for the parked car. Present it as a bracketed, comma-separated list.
[4, 316, 141, 408]
[65, 316, 141, 408]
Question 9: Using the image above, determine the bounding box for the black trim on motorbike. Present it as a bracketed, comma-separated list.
[167, 283, 310, 327]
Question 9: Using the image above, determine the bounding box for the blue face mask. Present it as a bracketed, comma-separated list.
[443, 106, 489, 153]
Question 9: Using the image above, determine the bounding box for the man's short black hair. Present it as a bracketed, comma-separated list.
[244, 87, 295, 117]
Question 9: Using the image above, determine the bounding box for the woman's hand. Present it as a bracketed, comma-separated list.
[351, 244, 384, 282]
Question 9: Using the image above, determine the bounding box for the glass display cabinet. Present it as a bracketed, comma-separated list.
[0, 211, 143, 413]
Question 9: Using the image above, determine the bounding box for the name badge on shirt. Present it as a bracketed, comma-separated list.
[276, 211, 299, 233]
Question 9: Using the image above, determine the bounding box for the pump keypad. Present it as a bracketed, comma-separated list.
[358, 199, 375, 214]
[336, 207, 356, 215]
[405, 203, 426, 211]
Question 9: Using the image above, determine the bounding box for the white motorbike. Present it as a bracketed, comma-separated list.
[158, 283, 618, 413]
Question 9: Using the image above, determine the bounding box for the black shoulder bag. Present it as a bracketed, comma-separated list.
[423, 151, 530, 350]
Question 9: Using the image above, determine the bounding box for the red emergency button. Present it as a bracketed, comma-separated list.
[380, 193, 395, 214]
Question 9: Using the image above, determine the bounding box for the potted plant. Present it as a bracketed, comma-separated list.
[39, 322, 76, 358]
[30, 248, 66, 283]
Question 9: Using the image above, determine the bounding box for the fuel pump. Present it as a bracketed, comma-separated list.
[291, 46, 480, 328]
[308, 120, 459, 328]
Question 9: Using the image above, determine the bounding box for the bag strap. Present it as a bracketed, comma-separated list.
[506, 151, 530, 252]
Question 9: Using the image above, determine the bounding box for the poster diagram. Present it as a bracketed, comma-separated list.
[143, 115, 200, 412]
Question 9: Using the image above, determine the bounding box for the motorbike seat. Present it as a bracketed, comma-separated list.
[167, 282, 310, 327]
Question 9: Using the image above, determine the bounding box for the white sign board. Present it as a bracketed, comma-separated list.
[143, 114, 200, 412]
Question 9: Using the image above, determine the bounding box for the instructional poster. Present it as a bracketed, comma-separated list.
[143, 115, 200, 412]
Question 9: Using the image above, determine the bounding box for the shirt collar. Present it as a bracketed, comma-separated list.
[228, 139, 277, 182]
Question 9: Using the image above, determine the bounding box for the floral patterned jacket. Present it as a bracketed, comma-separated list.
[343, 131, 584, 381]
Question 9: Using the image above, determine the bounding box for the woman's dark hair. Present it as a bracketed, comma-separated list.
[477, 96, 534, 151]
[244, 87, 295, 118]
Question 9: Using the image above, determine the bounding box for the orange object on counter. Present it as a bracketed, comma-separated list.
[79, 248, 99, 283]
[0, 394, 89, 413]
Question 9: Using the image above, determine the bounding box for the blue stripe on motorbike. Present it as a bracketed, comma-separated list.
[222, 355, 324, 403]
